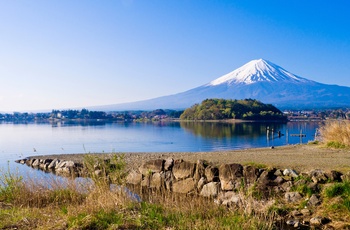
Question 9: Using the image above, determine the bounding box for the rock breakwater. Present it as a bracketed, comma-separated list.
[16, 155, 350, 229]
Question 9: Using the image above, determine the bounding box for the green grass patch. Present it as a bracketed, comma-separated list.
[0, 165, 23, 203]
[68, 210, 124, 229]
[244, 162, 267, 169]
[326, 141, 347, 149]
[292, 184, 314, 197]
[324, 181, 350, 198]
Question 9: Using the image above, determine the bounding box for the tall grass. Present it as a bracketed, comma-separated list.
[319, 120, 350, 148]
[0, 154, 277, 229]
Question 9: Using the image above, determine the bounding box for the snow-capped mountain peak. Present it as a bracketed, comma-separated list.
[208, 59, 312, 86]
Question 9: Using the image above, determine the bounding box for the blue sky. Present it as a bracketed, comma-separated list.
[1, 0, 350, 112]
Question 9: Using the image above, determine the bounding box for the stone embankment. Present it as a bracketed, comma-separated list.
[17, 156, 350, 229]
[16, 158, 85, 177]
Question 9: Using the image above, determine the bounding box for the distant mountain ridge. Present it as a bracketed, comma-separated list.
[91, 59, 350, 111]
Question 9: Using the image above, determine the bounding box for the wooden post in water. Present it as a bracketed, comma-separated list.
[286, 129, 289, 144]
[267, 126, 269, 139]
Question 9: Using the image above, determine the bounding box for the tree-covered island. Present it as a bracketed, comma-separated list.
[180, 98, 287, 121]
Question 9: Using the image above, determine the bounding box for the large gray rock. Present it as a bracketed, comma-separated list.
[326, 170, 342, 182]
[283, 169, 299, 178]
[48, 159, 60, 170]
[200, 182, 220, 198]
[256, 169, 278, 196]
[194, 160, 206, 181]
[285, 192, 303, 203]
[172, 160, 196, 180]
[164, 171, 175, 190]
[139, 159, 164, 175]
[243, 165, 260, 186]
[310, 216, 331, 227]
[126, 170, 142, 185]
[308, 194, 321, 206]
[205, 165, 219, 182]
[308, 169, 328, 183]
[219, 163, 243, 191]
[32, 159, 40, 167]
[172, 178, 196, 194]
[56, 160, 75, 169]
[149, 172, 164, 189]
[164, 158, 174, 171]
[197, 177, 207, 191]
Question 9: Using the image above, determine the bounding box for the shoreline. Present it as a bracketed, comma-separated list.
[28, 144, 350, 173]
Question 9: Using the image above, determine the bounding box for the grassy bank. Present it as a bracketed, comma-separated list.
[0, 156, 276, 229]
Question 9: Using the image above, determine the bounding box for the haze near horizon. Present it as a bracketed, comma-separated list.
[1, 0, 350, 112]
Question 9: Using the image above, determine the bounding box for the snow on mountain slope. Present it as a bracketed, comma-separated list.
[208, 59, 313, 86]
[90, 59, 350, 111]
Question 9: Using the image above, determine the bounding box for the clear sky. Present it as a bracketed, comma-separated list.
[1, 0, 350, 112]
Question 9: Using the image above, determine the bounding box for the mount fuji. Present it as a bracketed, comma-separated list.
[93, 59, 350, 110]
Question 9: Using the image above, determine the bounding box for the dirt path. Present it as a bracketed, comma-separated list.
[30, 144, 350, 173]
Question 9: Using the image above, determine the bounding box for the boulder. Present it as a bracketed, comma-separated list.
[139, 159, 164, 175]
[172, 160, 196, 180]
[48, 159, 60, 170]
[281, 181, 293, 192]
[26, 158, 34, 166]
[164, 158, 174, 171]
[149, 172, 164, 189]
[164, 171, 175, 190]
[126, 170, 143, 185]
[172, 178, 196, 194]
[205, 165, 219, 182]
[283, 169, 299, 178]
[243, 165, 260, 186]
[309, 169, 328, 183]
[194, 160, 206, 181]
[307, 194, 321, 206]
[274, 169, 283, 176]
[200, 182, 220, 198]
[285, 192, 303, 203]
[141, 176, 151, 187]
[273, 176, 285, 185]
[309, 216, 330, 226]
[197, 177, 207, 191]
[341, 172, 350, 182]
[55, 166, 71, 175]
[300, 208, 311, 216]
[256, 169, 278, 196]
[56, 160, 75, 169]
[219, 163, 243, 191]
[326, 170, 342, 182]
[32, 159, 40, 167]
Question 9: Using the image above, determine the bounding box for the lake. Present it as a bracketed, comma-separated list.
[0, 120, 320, 179]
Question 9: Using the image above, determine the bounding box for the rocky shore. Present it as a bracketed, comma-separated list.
[16, 144, 350, 229]
[19, 144, 350, 173]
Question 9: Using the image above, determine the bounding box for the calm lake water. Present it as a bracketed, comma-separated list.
[0, 120, 320, 179]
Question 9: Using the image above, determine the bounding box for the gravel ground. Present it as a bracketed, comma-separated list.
[30, 144, 350, 173]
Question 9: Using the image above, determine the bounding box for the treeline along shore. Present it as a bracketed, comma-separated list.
[2, 98, 350, 123]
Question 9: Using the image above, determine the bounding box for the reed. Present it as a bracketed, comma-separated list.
[0, 155, 277, 229]
[319, 120, 350, 148]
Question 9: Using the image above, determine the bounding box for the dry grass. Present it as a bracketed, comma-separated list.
[0, 155, 279, 230]
[320, 120, 350, 148]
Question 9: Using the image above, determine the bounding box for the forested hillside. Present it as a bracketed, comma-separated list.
[180, 99, 287, 121]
